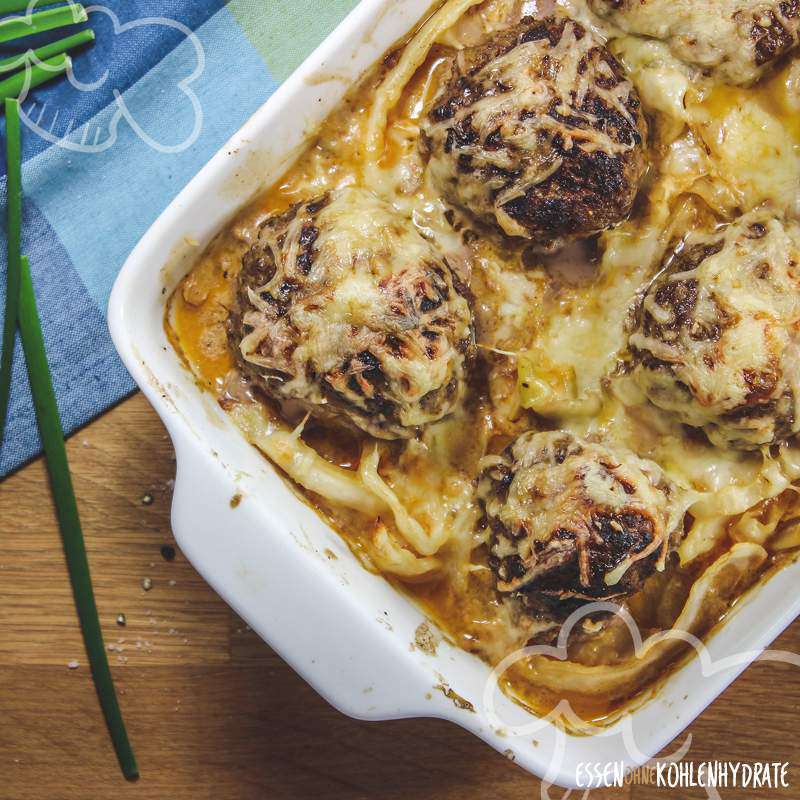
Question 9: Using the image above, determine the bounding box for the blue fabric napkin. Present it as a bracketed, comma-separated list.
[0, 0, 358, 477]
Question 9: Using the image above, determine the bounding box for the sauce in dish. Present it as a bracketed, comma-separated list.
[167, 0, 800, 728]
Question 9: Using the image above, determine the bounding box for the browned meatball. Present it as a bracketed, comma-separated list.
[420, 14, 648, 250]
[589, 0, 800, 86]
[477, 431, 681, 607]
[630, 210, 800, 450]
[228, 187, 475, 439]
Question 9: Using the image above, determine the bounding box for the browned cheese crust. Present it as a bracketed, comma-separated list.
[477, 431, 682, 611]
[420, 14, 648, 250]
[228, 187, 476, 439]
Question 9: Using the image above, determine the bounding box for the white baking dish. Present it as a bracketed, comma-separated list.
[108, 0, 800, 787]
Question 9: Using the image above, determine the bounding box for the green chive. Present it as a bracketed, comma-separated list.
[0, 28, 94, 74]
[17, 259, 139, 780]
[0, 0, 65, 13]
[0, 96, 21, 446]
[8, 94, 138, 780]
[0, 52, 70, 103]
[0, 4, 87, 43]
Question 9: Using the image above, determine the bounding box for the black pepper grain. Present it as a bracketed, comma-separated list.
[160, 544, 176, 562]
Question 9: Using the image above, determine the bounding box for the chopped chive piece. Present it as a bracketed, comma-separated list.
[17, 256, 139, 781]
[0, 4, 87, 43]
[0, 28, 94, 74]
[0, 96, 21, 447]
[0, 52, 70, 103]
[0, 0, 64, 13]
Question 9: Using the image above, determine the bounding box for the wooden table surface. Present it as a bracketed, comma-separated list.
[2, 392, 800, 800]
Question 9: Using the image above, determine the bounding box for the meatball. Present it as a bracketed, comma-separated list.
[477, 431, 680, 607]
[589, 0, 800, 86]
[420, 14, 648, 250]
[630, 211, 800, 450]
[229, 187, 475, 439]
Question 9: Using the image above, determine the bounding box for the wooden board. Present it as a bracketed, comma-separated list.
[1, 392, 799, 799]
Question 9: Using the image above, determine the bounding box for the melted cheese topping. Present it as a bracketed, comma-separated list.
[167, 0, 800, 725]
[589, 0, 800, 87]
[631, 211, 800, 449]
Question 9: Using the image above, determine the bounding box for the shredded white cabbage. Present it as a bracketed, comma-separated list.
[518, 543, 768, 702]
[365, 0, 484, 168]
[369, 523, 442, 577]
[359, 445, 451, 556]
[231, 404, 386, 517]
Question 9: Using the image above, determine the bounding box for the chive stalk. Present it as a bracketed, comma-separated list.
[0, 96, 21, 445]
[0, 0, 65, 13]
[0, 52, 71, 103]
[0, 28, 94, 73]
[0, 4, 87, 43]
[7, 97, 138, 780]
[17, 255, 140, 779]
